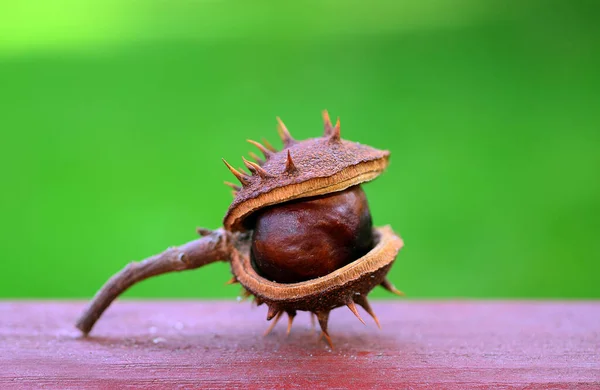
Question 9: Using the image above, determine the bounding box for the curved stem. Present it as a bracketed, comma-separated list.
[75, 228, 231, 335]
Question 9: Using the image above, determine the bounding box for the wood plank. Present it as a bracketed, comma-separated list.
[1, 301, 599, 388]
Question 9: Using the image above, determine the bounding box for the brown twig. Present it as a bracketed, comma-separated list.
[75, 228, 231, 335]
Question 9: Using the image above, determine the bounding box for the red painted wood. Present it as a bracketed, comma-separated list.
[1, 301, 599, 389]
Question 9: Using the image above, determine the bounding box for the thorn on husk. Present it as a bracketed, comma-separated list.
[249, 151, 265, 165]
[276, 117, 296, 147]
[196, 227, 212, 237]
[286, 310, 296, 336]
[247, 139, 273, 159]
[262, 138, 277, 153]
[346, 300, 366, 325]
[285, 150, 297, 174]
[266, 305, 280, 321]
[380, 278, 405, 296]
[354, 294, 381, 329]
[242, 156, 270, 178]
[322, 110, 333, 136]
[316, 311, 333, 349]
[263, 311, 283, 336]
[222, 159, 250, 186]
[330, 118, 341, 141]
[240, 288, 252, 301]
[224, 181, 241, 191]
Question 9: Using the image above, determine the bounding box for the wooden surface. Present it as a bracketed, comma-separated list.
[1, 301, 599, 389]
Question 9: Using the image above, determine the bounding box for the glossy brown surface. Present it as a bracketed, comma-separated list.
[2, 301, 599, 389]
[251, 186, 373, 283]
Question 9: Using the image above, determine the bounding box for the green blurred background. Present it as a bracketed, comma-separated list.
[1, 1, 599, 299]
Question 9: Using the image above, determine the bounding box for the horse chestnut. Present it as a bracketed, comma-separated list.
[77, 111, 404, 347]
[251, 185, 373, 283]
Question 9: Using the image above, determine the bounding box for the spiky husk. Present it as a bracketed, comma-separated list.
[229, 226, 404, 346]
[221, 112, 403, 347]
[223, 112, 390, 231]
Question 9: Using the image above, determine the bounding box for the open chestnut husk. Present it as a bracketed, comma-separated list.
[76, 111, 404, 348]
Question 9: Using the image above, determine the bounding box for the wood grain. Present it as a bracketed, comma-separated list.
[1, 301, 599, 389]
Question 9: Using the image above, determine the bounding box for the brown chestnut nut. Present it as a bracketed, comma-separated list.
[251, 185, 373, 283]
